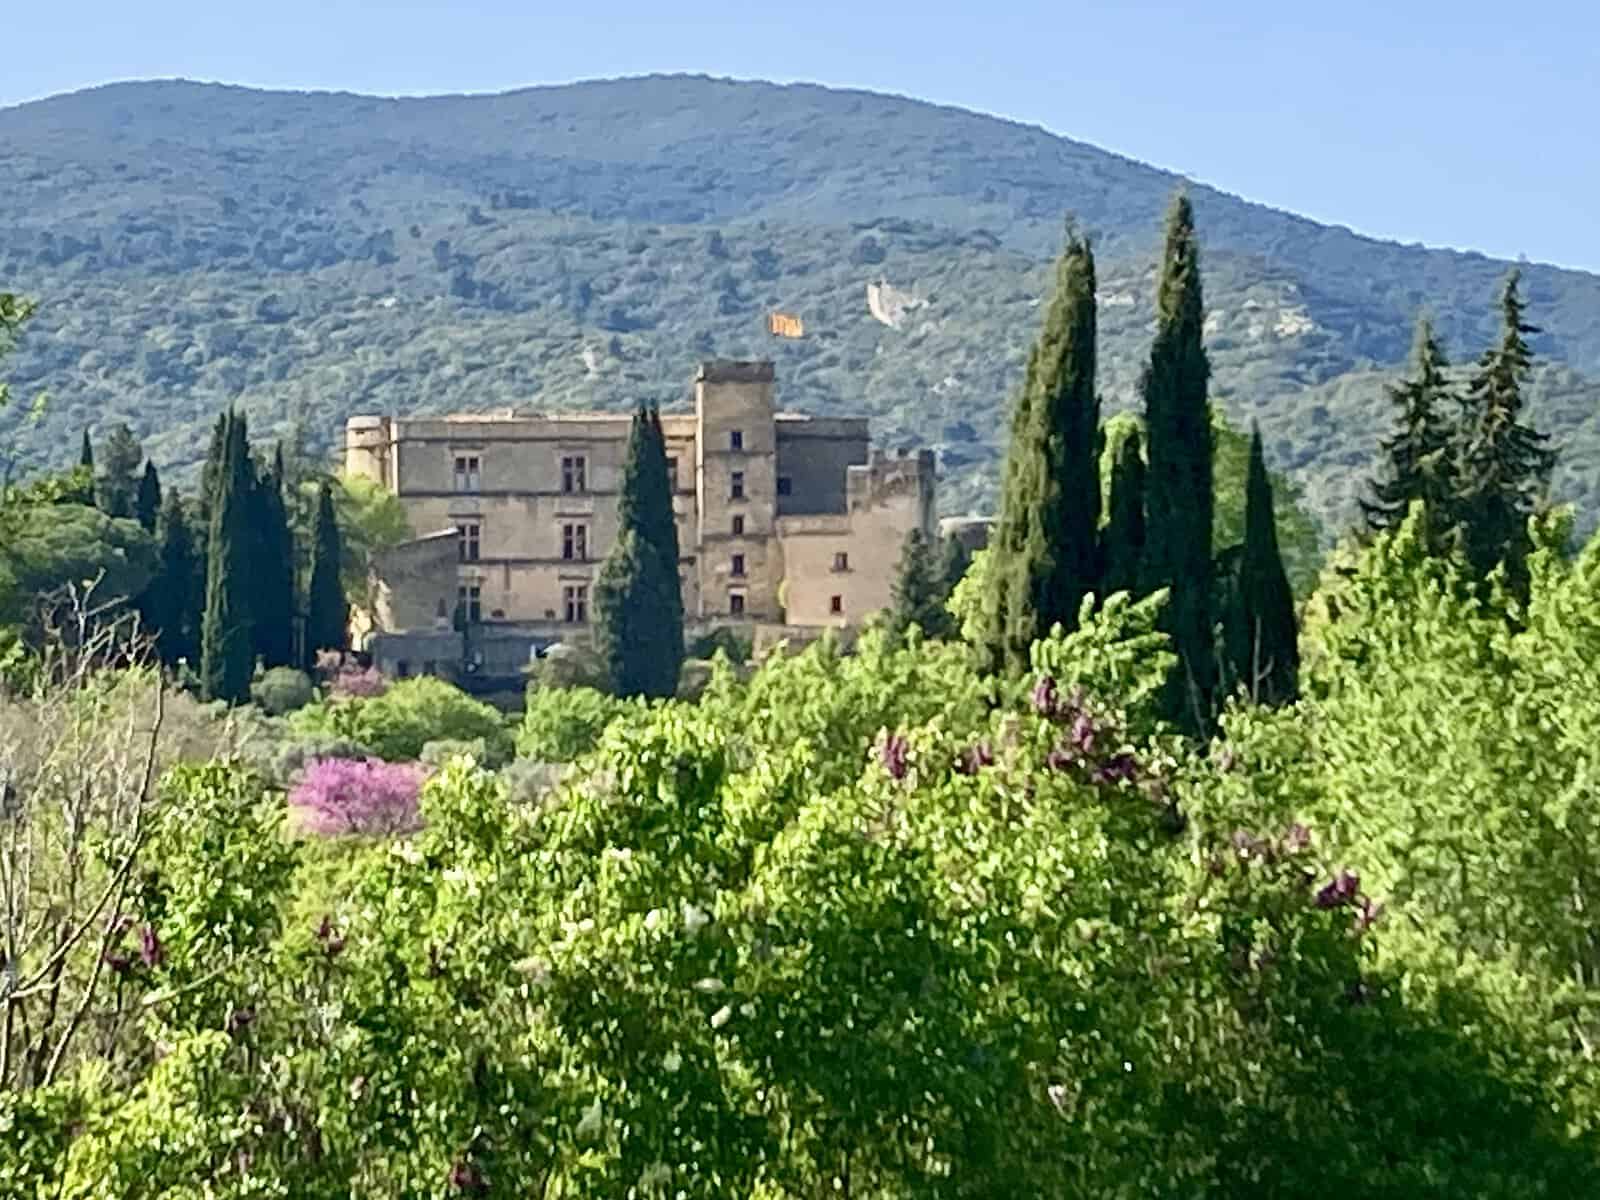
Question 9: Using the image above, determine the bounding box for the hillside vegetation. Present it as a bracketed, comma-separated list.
[3, 75, 1599, 535]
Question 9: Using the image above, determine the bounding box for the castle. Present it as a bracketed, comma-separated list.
[344, 360, 937, 681]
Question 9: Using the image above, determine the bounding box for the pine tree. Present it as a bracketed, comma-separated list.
[305, 480, 348, 663]
[1140, 193, 1216, 732]
[1100, 426, 1146, 599]
[97, 423, 144, 519]
[249, 446, 297, 669]
[887, 527, 948, 640]
[978, 227, 1100, 674]
[1455, 271, 1557, 591]
[135, 461, 162, 533]
[1220, 427, 1299, 706]
[1362, 317, 1458, 547]
[594, 404, 684, 698]
[200, 412, 255, 703]
[143, 491, 199, 669]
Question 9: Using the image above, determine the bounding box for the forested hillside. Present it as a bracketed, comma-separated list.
[3, 74, 1599, 534]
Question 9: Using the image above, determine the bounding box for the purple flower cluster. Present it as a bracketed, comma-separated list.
[880, 732, 910, 781]
[290, 758, 426, 837]
[954, 740, 995, 776]
[101, 915, 163, 978]
[1030, 675, 1141, 789]
[1313, 869, 1360, 910]
[449, 1159, 488, 1195]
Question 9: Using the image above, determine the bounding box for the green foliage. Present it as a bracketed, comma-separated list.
[317, 473, 410, 630]
[252, 665, 315, 715]
[517, 685, 640, 762]
[1218, 427, 1300, 705]
[594, 405, 683, 698]
[687, 626, 752, 666]
[1100, 422, 1145, 598]
[1141, 193, 1217, 730]
[143, 491, 201, 668]
[200, 410, 255, 702]
[1362, 315, 1458, 545]
[250, 447, 298, 669]
[885, 527, 952, 641]
[94, 422, 144, 519]
[292, 675, 513, 766]
[134, 460, 161, 533]
[305, 480, 347, 661]
[0, 501, 156, 626]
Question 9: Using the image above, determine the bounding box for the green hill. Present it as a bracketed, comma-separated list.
[3, 74, 1598, 537]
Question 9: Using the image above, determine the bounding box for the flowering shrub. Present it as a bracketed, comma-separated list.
[288, 757, 427, 837]
[328, 664, 388, 699]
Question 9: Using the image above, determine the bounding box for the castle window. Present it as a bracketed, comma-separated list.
[830, 594, 844, 616]
[731, 514, 745, 536]
[561, 454, 587, 493]
[729, 429, 744, 451]
[563, 584, 589, 624]
[666, 456, 678, 490]
[731, 553, 746, 578]
[458, 520, 481, 563]
[456, 584, 482, 624]
[729, 591, 746, 616]
[776, 476, 792, 497]
[832, 551, 849, 572]
[730, 471, 745, 501]
[453, 454, 481, 493]
[561, 523, 589, 562]
[396, 660, 411, 678]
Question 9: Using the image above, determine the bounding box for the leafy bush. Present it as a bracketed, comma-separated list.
[292, 675, 513, 766]
[530, 641, 608, 691]
[287, 757, 427, 837]
[419, 736, 489, 766]
[251, 665, 314, 714]
[516, 685, 637, 762]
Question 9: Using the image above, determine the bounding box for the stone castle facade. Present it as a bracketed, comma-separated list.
[345, 360, 936, 680]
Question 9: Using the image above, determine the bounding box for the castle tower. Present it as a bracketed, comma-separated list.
[694, 361, 780, 620]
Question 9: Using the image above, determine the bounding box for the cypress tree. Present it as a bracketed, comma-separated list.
[938, 533, 972, 604]
[97, 423, 144, 519]
[1361, 317, 1458, 547]
[1220, 427, 1299, 706]
[200, 412, 255, 703]
[248, 446, 297, 669]
[78, 429, 94, 472]
[143, 491, 199, 669]
[1455, 271, 1557, 591]
[979, 227, 1101, 674]
[594, 404, 684, 698]
[1100, 426, 1146, 599]
[135, 461, 162, 533]
[305, 480, 348, 663]
[1140, 193, 1216, 732]
[887, 527, 948, 640]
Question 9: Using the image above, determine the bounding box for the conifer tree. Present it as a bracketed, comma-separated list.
[1455, 271, 1557, 591]
[979, 227, 1100, 674]
[135, 461, 162, 533]
[939, 533, 972, 603]
[595, 404, 683, 698]
[200, 412, 255, 703]
[1220, 427, 1298, 706]
[305, 479, 348, 663]
[142, 491, 199, 669]
[1140, 193, 1216, 731]
[250, 447, 297, 669]
[887, 527, 948, 640]
[78, 429, 93, 473]
[1362, 317, 1458, 548]
[97, 423, 144, 519]
[68, 429, 96, 507]
[1100, 426, 1146, 599]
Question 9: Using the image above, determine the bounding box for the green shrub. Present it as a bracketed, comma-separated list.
[516, 685, 637, 762]
[251, 666, 315, 715]
[420, 737, 490, 767]
[290, 676, 513, 766]
[530, 642, 608, 691]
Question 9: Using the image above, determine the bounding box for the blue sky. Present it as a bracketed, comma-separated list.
[7, 0, 1597, 271]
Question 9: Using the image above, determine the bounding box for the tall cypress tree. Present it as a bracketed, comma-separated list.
[1362, 317, 1458, 548]
[200, 411, 255, 702]
[143, 491, 199, 669]
[887, 527, 948, 640]
[979, 227, 1101, 674]
[594, 404, 683, 698]
[1100, 426, 1146, 599]
[249, 446, 297, 669]
[1140, 193, 1216, 732]
[1455, 271, 1557, 591]
[78, 429, 94, 473]
[97, 423, 144, 519]
[1221, 427, 1298, 706]
[135, 461, 162, 533]
[938, 533, 972, 604]
[305, 479, 348, 663]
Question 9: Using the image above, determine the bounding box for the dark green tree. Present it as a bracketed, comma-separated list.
[249, 446, 297, 669]
[1361, 317, 1458, 548]
[979, 227, 1100, 674]
[1220, 427, 1299, 706]
[141, 491, 200, 669]
[938, 533, 972, 603]
[305, 479, 348, 663]
[78, 429, 94, 472]
[1100, 426, 1146, 599]
[199, 412, 255, 703]
[1140, 193, 1216, 732]
[887, 527, 949, 640]
[135, 461, 162, 533]
[1454, 272, 1557, 592]
[594, 404, 683, 698]
[96, 423, 144, 519]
